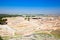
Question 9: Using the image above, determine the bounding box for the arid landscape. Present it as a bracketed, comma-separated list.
[0, 0, 60, 40]
[0, 14, 60, 40]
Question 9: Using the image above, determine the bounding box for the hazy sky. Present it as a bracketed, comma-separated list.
[0, 0, 60, 15]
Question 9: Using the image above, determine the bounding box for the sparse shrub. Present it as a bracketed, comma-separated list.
[0, 36, 3, 40]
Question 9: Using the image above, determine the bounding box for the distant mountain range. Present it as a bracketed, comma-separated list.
[0, 13, 60, 18]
